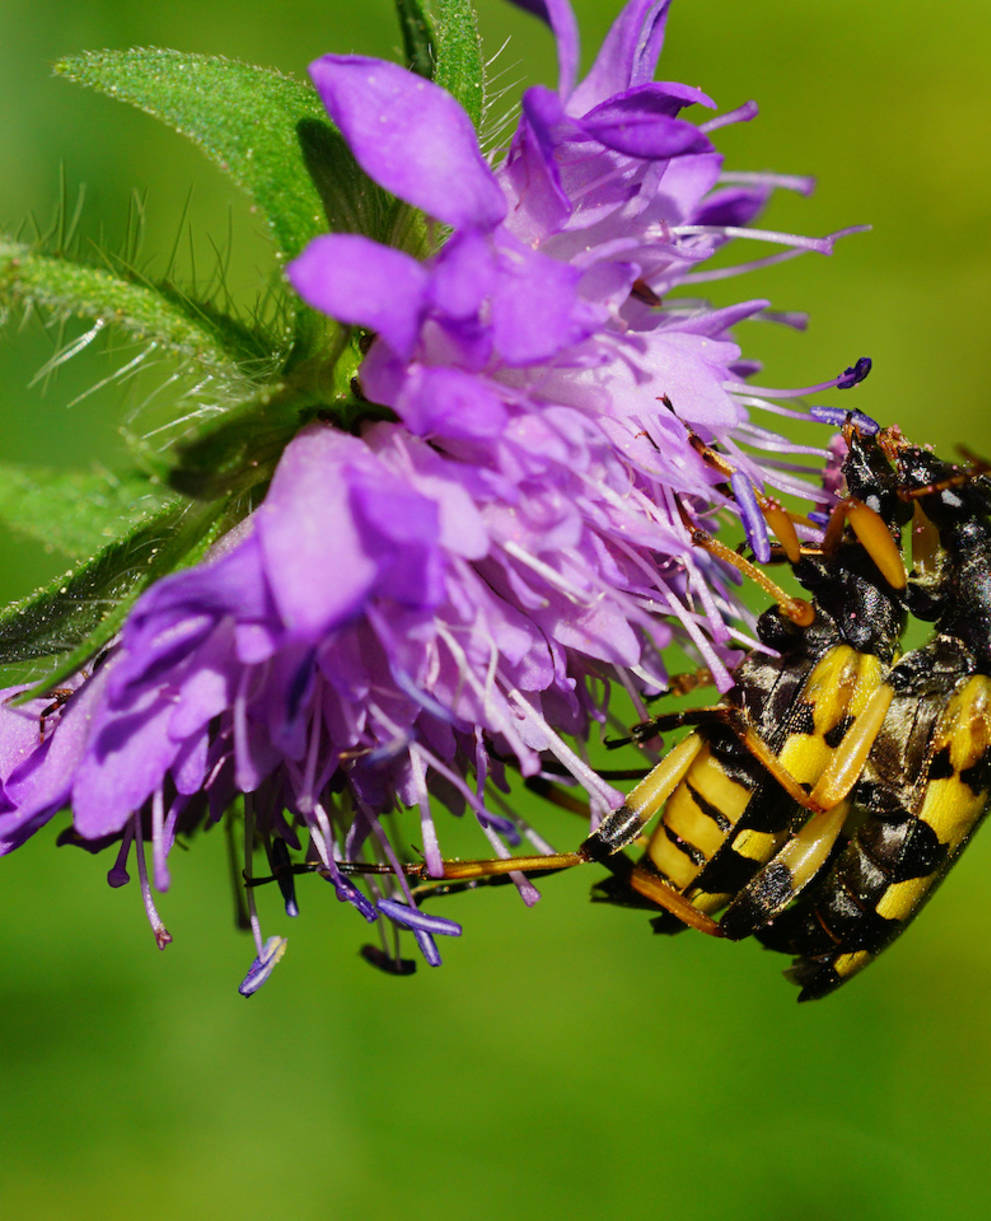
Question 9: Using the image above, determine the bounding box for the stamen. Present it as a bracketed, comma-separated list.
[836, 357, 873, 388]
[238, 936, 288, 996]
[729, 354, 873, 399]
[413, 929, 443, 967]
[671, 224, 835, 255]
[506, 689, 624, 811]
[151, 787, 169, 892]
[730, 471, 771, 563]
[699, 100, 759, 133]
[718, 170, 815, 195]
[133, 814, 172, 951]
[107, 827, 133, 888]
[809, 405, 879, 434]
[408, 745, 443, 876]
[680, 225, 868, 284]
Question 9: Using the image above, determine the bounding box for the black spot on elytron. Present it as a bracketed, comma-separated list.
[823, 714, 855, 749]
[859, 815, 945, 881]
[960, 747, 991, 795]
[721, 861, 794, 941]
[927, 747, 954, 781]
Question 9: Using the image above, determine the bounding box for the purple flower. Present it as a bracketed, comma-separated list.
[0, 0, 867, 990]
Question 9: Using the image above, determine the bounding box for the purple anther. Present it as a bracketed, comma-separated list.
[477, 808, 522, 844]
[238, 935, 288, 996]
[730, 471, 771, 563]
[809, 405, 879, 435]
[836, 356, 872, 389]
[807, 511, 831, 526]
[376, 897, 463, 938]
[413, 928, 443, 967]
[849, 410, 878, 435]
[810, 405, 847, 426]
[326, 873, 378, 923]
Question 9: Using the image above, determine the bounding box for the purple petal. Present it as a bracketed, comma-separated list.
[488, 243, 596, 364]
[72, 697, 180, 838]
[348, 470, 446, 608]
[579, 91, 713, 158]
[506, 0, 581, 99]
[569, 0, 673, 114]
[256, 428, 382, 638]
[0, 687, 46, 785]
[5, 664, 112, 821]
[288, 234, 429, 360]
[308, 55, 506, 230]
[396, 365, 508, 440]
[694, 186, 771, 229]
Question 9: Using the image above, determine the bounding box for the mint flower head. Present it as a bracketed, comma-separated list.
[0, 0, 869, 991]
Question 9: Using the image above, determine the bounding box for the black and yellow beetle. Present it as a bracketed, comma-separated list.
[752, 437, 991, 998]
[580, 424, 915, 935]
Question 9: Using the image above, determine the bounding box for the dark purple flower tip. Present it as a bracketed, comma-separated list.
[238, 935, 288, 996]
[809, 405, 880, 435]
[836, 356, 872, 389]
[376, 897, 463, 938]
[807, 510, 832, 526]
[730, 471, 771, 564]
[360, 944, 417, 975]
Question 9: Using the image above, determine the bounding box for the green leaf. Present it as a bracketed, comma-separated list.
[0, 494, 224, 694]
[0, 238, 254, 378]
[56, 50, 328, 270]
[295, 119, 413, 258]
[395, 0, 484, 128]
[166, 385, 324, 500]
[0, 464, 172, 560]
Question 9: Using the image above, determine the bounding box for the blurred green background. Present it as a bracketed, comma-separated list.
[2, 1, 991, 1218]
